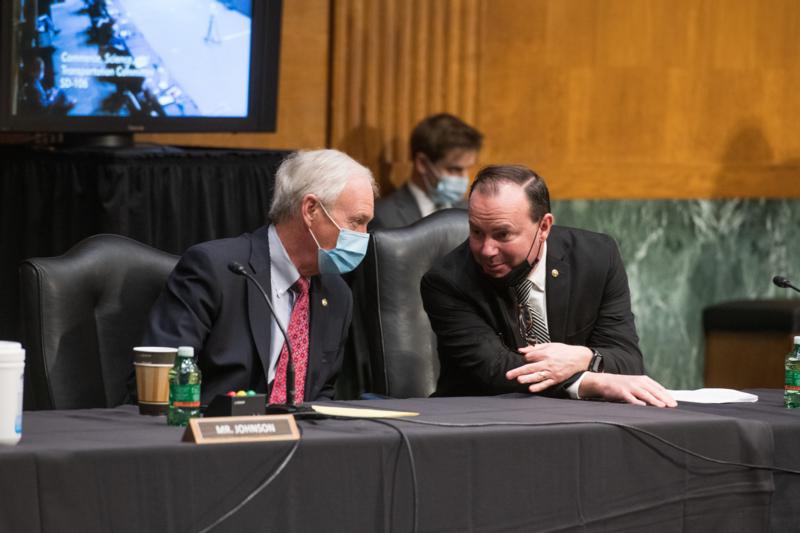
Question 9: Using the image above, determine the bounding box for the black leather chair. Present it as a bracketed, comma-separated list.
[354, 209, 469, 398]
[20, 234, 178, 410]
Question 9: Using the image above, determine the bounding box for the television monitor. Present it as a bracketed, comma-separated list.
[0, 0, 282, 145]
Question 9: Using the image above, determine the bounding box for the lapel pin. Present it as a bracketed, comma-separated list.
[551, 269, 559, 278]
[321, 298, 328, 307]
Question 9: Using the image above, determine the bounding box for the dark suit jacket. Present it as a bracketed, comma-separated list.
[370, 183, 467, 230]
[370, 184, 422, 230]
[421, 225, 644, 397]
[143, 225, 353, 403]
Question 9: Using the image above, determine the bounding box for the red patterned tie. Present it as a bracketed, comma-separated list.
[269, 277, 310, 404]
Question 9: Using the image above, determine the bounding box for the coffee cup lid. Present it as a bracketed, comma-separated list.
[133, 346, 178, 353]
[133, 346, 177, 365]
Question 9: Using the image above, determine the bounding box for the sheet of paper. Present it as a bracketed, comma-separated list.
[310, 405, 419, 418]
[668, 388, 759, 404]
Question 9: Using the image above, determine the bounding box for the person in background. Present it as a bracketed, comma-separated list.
[20, 57, 74, 115]
[369, 113, 483, 230]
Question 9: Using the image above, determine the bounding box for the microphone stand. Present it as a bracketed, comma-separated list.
[229, 262, 318, 418]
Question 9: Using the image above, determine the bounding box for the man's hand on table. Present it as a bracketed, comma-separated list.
[579, 373, 676, 408]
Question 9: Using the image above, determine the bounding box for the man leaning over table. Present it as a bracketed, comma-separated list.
[421, 164, 676, 407]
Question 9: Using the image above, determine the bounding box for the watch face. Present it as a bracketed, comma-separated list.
[590, 351, 603, 372]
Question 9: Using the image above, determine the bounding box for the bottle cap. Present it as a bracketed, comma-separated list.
[177, 346, 194, 358]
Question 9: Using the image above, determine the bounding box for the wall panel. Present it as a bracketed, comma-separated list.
[329, 0, 483, 191]
[479, 0, 800, 198]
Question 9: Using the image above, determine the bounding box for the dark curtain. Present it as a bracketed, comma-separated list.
[0, 144, 289, 343]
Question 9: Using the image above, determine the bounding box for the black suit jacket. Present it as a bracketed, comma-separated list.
[370, 184, 422, 230]
[143, 225, 353, 403]
[421, 225, 644, 397]
[370, 183, 467, 230]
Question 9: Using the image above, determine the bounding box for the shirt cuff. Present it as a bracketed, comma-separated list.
[566, 371, 589, 399]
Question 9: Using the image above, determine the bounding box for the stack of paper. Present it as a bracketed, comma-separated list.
[668, 388, 759, 404]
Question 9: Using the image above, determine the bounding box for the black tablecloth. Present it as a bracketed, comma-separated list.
[680, 389, 800, 532]
[2, 391, 797, 533]
[0, 144, 288, 343]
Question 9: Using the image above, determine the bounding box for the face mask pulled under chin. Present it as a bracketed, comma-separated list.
[309, 204, 370, 275]
[485, 225, 544, 289]
[486, 258, 535, 289]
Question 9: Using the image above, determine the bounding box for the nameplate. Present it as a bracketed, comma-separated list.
[183, 415, 299, 445]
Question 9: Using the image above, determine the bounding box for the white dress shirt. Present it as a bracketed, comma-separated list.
[267, 224, 302, 384]
[408, 181, 437, 218]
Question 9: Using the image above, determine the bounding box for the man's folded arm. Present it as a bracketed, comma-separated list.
[421, 271, 578, 396]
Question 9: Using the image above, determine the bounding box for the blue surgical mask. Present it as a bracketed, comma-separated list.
[421, 156, 468, 207]
[309, 203, 369, 275]
[432, 176, 468, 206]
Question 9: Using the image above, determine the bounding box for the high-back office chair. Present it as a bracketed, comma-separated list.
[356, 209, 469, 398]
[20, 234, 178, 409]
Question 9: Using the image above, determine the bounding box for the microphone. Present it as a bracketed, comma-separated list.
[228, 261, 315, 416]
[773, 275, 800, 294]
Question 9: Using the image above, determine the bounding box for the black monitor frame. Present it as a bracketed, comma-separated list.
[0, 0, 282, 137]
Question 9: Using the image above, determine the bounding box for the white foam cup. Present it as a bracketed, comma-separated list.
[0, 341, 25, 446]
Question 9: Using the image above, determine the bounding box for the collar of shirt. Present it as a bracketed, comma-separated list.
[526, 240, 548, 293]
[407, 180, 438, 218]
[268, 224, 301, 303]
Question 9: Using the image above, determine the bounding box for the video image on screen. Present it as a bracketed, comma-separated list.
[14, 0, 253, 119]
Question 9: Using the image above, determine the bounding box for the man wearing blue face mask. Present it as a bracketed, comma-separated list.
[142, 149, 377, 404]
[369, 113, 483, 230]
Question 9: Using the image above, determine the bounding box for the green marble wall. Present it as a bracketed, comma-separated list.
[552, 199, 800, 389]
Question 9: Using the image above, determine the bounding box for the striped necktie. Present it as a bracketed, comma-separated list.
[514, 278, 550, 345]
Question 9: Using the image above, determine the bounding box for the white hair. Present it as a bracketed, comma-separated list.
[269, 149, 376, 223]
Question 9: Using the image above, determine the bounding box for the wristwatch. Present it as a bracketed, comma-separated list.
[588, 349, 604, 372]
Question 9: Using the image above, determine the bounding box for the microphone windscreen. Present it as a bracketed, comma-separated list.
[773, 276, 790, 288]
[228, 261, 246, 275]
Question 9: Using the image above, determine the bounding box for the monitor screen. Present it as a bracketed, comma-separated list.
[0, 0, 281, 136]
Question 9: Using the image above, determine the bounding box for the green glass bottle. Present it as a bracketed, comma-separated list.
[167, 346, 202, 426]
[785, 336, 800, 409]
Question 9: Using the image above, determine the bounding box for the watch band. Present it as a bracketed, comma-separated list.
[588, 350, 604, 372]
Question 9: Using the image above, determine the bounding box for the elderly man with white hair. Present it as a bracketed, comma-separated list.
[143, 149, 377, 404]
